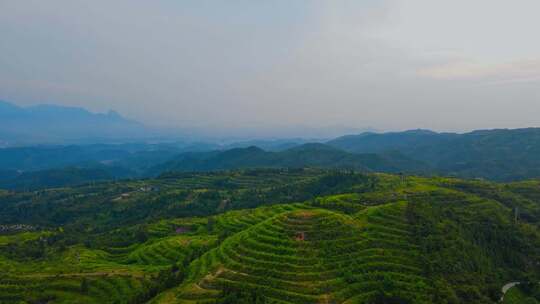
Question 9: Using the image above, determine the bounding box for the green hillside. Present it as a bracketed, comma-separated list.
[0, 169, 539, 303]
[168, 204, 430, 304]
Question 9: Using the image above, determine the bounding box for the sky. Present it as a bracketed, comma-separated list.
[1, 0, 539, 137]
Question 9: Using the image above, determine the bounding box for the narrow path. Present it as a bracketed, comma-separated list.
[500, 282, 520, 302]
[19, 271, 145, 279]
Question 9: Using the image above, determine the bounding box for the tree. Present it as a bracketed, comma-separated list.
[80, 278, 89, 294]
[207, 216, 216, 233]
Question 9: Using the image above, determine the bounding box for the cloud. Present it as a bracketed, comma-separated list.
[417, 59, 540, 85]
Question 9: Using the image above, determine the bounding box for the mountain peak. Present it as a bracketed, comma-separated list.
[401, 129, 438, 135]
[0, 100, 23, 115]
[224, 146, 265, 155]
[106, 110, 122, 119]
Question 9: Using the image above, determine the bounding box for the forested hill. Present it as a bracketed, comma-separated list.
[0, 169, 539, 303]
[150, 143, 429, 175]
[328, 128, 540, 181]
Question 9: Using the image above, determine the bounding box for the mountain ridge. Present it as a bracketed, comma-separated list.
[151, 143, 430, 176]
[328, 127, 540, 181]
[0, 100, 153, 145]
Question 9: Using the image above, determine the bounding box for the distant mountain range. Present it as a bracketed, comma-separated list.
[149, 127, 540, 182]
[3, 127, 540, 189]
[3, 98, 540, 188]
[0, 100, 372, 146]
[327, 128, 540, 181]
[150, 143, 429, 175]
[0, 100, 159, 145]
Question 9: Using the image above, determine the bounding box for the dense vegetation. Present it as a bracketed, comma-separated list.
[1, 169, 539, 303]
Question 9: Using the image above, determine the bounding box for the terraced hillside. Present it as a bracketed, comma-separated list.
[0, 274, 148, 304]
[158, 203, 429, 303]
[0, 170, 539, 303]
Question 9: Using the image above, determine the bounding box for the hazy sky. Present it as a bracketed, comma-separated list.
[1, 0, 539, 136]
